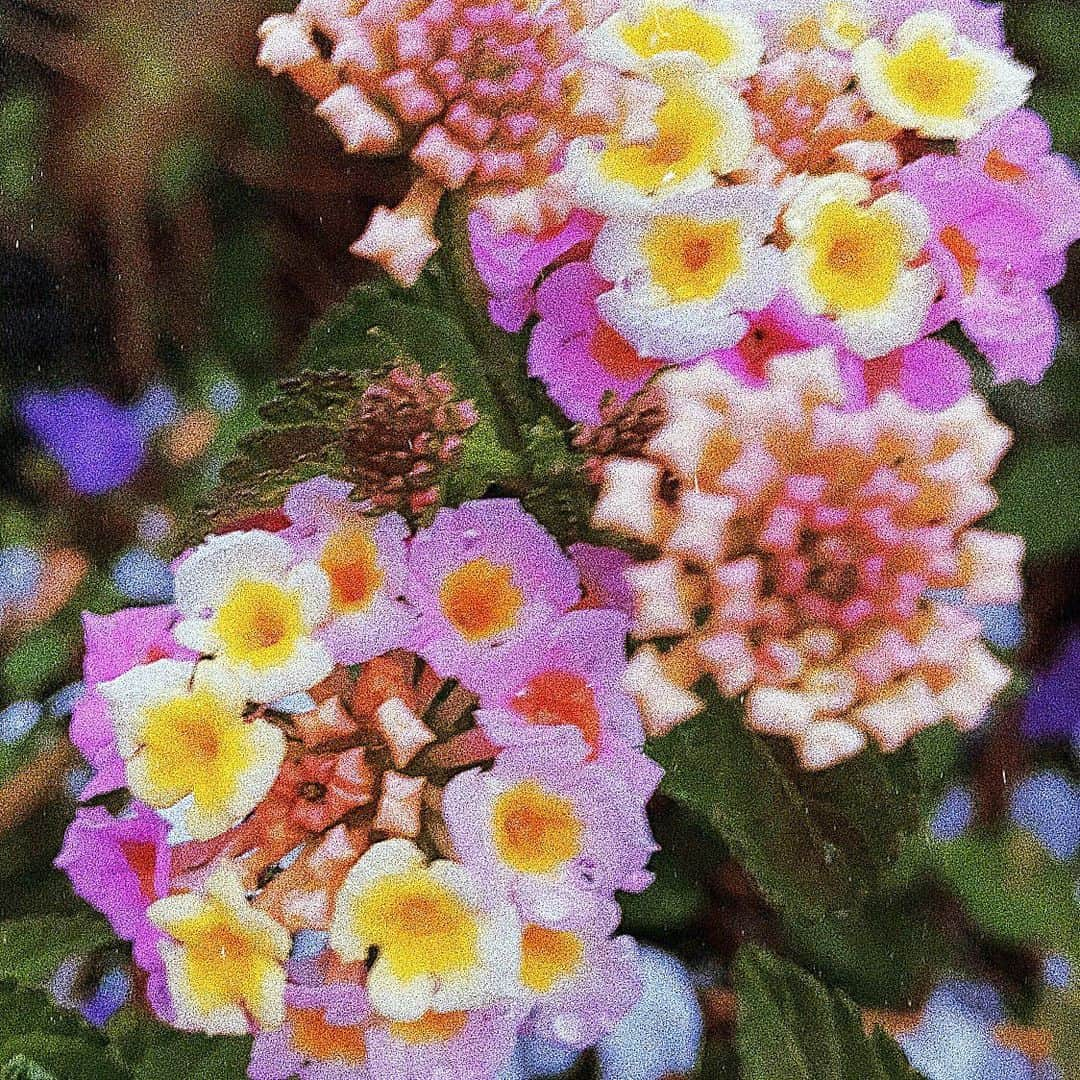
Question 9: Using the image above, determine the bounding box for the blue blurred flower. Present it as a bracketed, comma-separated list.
[49, 958, 131, 1028]
[516, 1037, 580, 1077]
[901, 981, 1060, 1080]
[930, 590, 1024, 651]
[112, 548, 174, 604]
[18, 387, 147, 495]
[129, 383, 180, 435]
[0, 545, 43, 607]
[1023, 632, 1080, 749]
[0, 700, 42, 744]
[208, 376, 243, 414]
[931, 787, 974, 841]
[45, 681, 85, 719]
[595, 946, 703, 1080]
[505, 946, 703, 1080]
[1044, 955, 1072, 991]
[1010, 772, 1080, 861]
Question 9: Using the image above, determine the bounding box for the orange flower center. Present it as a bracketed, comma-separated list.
[439, 557, 524, 641]
[512, 671, 602, 756]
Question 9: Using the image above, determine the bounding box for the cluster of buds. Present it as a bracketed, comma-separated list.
[343, 363, 478, 516]
[59, 482, 658, 1078]
[573, 384, 667, 488]
[257, 0, 655, 283]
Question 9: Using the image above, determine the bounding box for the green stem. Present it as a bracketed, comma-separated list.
[437, 192, 540, 451]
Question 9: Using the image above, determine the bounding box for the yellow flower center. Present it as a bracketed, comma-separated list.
[599, 86, 722, 195]
[388, 1010, 470, 1045]
[823, 1, 870, 47]
[214, 579, 304, 668]
[881, 31, 980, 120]
[805, 201, 905, 312]
[520, 926, 585, 993]
[439, 557, 524, 642]
[492, 781, 583, 874]
[320, 525, 385, 614]
[138, 689, 254, 814]
[167, 900, 280, 1017]
[289, 1006, 368, 1064]
[621, 5, 736, 64]
[351, 871, 479, 981]
[644, 215, 743, 302]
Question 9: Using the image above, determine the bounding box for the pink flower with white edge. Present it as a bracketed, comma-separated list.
[69, 606, 194, 800]
[594, 349, 1022, 768]
[281, 476, 417, 665]
[469, 209, 599, 333]
[711, 293, 972, 411]
[247, 979, 374, 1080]
[519, 899, 642, 1050]
[528, 261, 662, 423]
[473, 608, 645, 760]
[442, 745, 657, 920]
[54, 802, 174, 1021]
[406, 499, 581, 691]
[365, 1000, 526, 1080]
[901, 153, 1066, 384]
[173, 529, 333, 703]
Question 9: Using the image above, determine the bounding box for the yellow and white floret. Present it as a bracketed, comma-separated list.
[853, 11, 1032, 139]
[99, 658, 286, 841]
[592, 184, 782, 361]
[562, 64, 754, 213]
[148, 864, 291, 1035]
[771, 0, 876, 53]
[330, 839, 524, 1022]
[782, 172, 935, 357]
[588, 0, 765, 80]
[173, 530, 333, 703]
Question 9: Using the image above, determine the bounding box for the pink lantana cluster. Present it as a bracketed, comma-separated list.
[257, 0, 654, 283]
[593, 348, 1023, 768]
[58, 480, 658, 1078]
[467, 0, 1080, 421]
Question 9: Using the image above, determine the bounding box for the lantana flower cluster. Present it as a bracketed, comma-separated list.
[592, 348, 1023, 768]
[257, 0, 660, 283]
[467, 0, 1080, 422]
[59, 479, 659, 1079]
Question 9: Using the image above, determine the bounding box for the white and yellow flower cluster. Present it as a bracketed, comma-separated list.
[555, 0, 1035, 362]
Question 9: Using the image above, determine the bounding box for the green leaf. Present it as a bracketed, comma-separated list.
[131, 1029, 250, 1080]
[1038, 980, 1080, 1080]
[297, 282, 503, 425]
[191, 369, 365, 538]
[0, 915, 115, 989]
[986, 442, 1080, 559]
[0, 1056, 58, 1080]
[648, 685, 926, 999]
[733, 946, 925, 1080]
[649, 688, 918, 920]
[0, 985, 117, 1080]
[933, 828, 1080, 953]
[439, 418, 525, 506]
